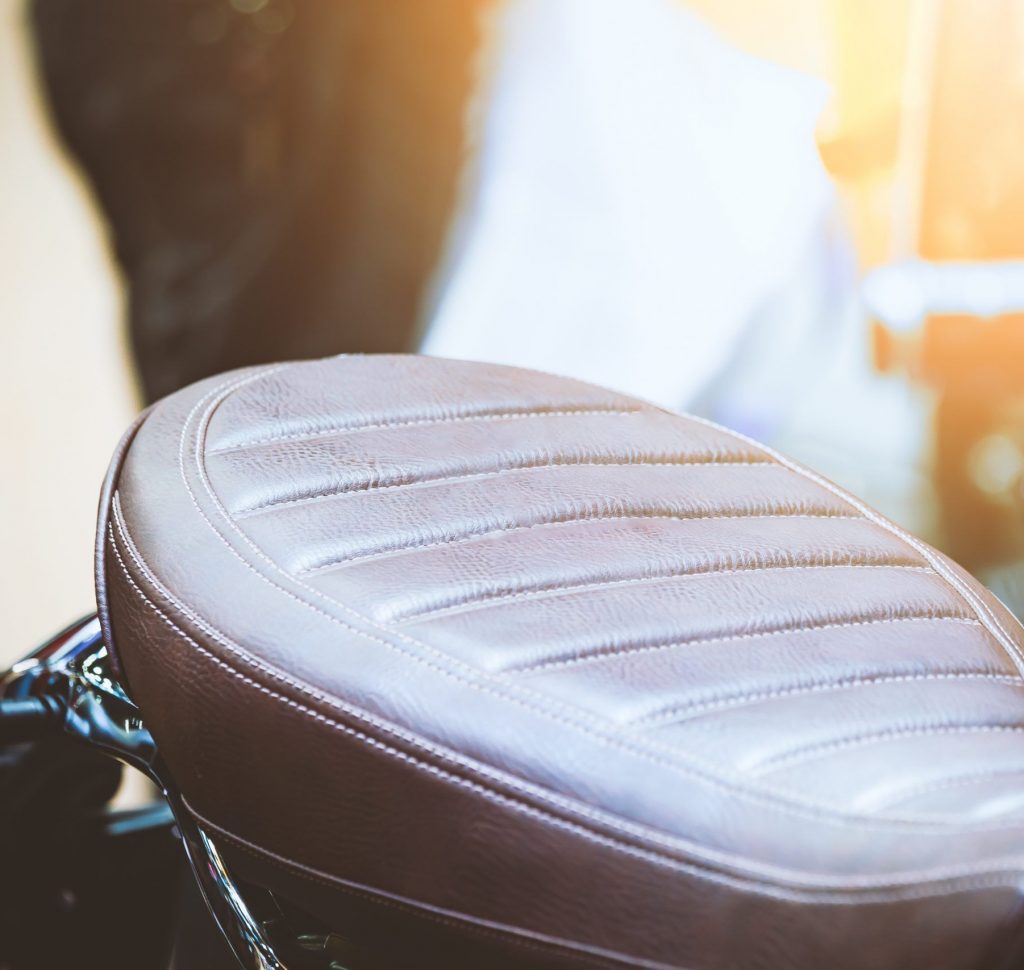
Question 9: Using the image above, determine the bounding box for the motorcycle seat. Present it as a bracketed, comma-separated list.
[98, 354, 1024, 969]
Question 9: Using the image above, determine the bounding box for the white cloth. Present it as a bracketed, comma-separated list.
[423, 0, 833, 411]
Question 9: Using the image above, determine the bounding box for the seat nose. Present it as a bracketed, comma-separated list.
[100, 354, 1024, 970]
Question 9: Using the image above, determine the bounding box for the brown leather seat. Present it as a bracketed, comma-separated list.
[98, 355, 1024, 969]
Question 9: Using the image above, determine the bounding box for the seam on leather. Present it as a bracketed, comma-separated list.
[190, 801, 682, 970]
[630, 670, 1023, 727]
[206, 405, 646, 455]
[105, 528, 1024, 894]
[750, 724, 1024, 777]
[179, 373, 834, 813]
[234, 456, 775, 517]
[208, 362, 1024, 680]
[870, 768, 1024, 812]
[113, 510, 855, 870]
[507, 614, 981, 675]
[682, 411, 1024, 679]
[299, 509, 863, 573]
[395, 561, 932, 624]
[94, 404, 153, 681]
[111, 509, 1024, 897]
[171, 367, 1024, 834]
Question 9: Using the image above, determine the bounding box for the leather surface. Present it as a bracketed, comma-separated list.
[99, 354, 1024, 968]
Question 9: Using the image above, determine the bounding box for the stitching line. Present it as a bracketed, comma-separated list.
[112, 509, 1016, 859]
[396, 561, 932, 624]
[299, 510, 863, 573]
[233, 456, 774, 516]
[186, 813, 1024, 909]
[191, 806, 692, 970]
[192, 810, 1024, 908]
[107, 529, 1024, 895]
[750, 725, 1024, 777]
[150, 366, 1020, 833]
[106, 535, 792, 890]
[682, 411, 1024, 679]
[111, 519, 1024, 843]
[207, 406, 644, 455]
[630, 671, 1023, 728]
[506, 614, 981, 675]
[869, 769, 1024, 812]
[110, 509, 815, 869]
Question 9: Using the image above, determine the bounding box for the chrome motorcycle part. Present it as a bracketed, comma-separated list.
[0, 615, 328, 970]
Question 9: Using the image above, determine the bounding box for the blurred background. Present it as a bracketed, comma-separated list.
[4, 0, 1024, 661]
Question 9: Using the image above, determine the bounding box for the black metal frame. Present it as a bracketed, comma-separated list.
[0, 615, 307, 970]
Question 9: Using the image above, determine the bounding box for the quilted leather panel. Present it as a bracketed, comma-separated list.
[100, 355, 1024, 969]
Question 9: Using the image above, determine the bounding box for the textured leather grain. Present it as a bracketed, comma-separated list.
[99, 355, 1024, 968]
